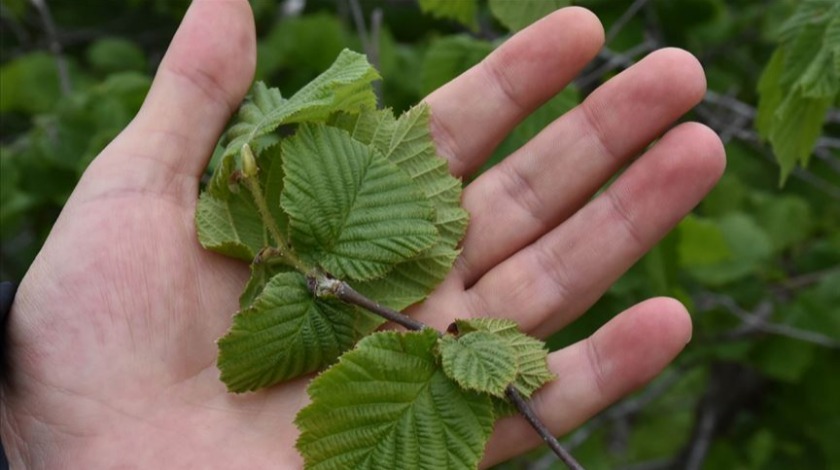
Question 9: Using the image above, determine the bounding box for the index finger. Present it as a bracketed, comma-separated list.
[424, 7, 604, 177]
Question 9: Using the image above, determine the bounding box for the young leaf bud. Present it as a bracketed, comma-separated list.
[241, 143, 258, 178]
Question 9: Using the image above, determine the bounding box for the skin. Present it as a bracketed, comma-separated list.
[0, 1, 725, 469]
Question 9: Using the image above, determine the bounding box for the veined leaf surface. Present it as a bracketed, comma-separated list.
[196, 145, 287, 261]
[332, 105, 467, 308]
[296, 329, 495, 470]
[218, 272, 381, 392]
[438, 330, 517, 397]
[281, 124, 438, 281]
[454, 318, 555, 398]
[756, 0, 839, 183]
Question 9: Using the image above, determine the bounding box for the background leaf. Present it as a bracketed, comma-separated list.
[755, 0, 839, 183]
[0, 52, 63, 114]
[86, 37, 146, 74]
[681, 213, 774, 286]
[418, 0, 478, 30]
[767, 91, 832, 183]
[489, 0, 570, 32]
[296, 329, 495, 470]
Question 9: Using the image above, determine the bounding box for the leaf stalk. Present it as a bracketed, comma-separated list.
[240, 147, 309, 273]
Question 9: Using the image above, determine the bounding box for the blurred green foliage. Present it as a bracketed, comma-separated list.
[1, 0, 838, 469]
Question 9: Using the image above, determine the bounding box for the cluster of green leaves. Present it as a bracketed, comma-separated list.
[297, 318, 553, 469]
[195, 49, 555, 468]
[756, 0, 839, 183]
[196, 49, 464, 389]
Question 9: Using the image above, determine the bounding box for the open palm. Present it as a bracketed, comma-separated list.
[0, 1, 724, 468]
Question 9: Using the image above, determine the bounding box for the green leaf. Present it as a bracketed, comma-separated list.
[438, 331, 517, 397]
[0, 150, 35, 236]
[256, 13, 350, 80]
[421, 35, 493, 95]
[418, 0, 478, 30]
[222, 81, 288, 159]
[752, 337, 816, 383]
[755, 195, 813, 252]
[296, 329, 495, 470]
[238, 261, 292, 309]
[224, 49, 380, 158]
[683, 214, 774, 286]
[701, 173, 749, 217]
[642, 231, 680, 297]
[332, 105, 467, 308]
[790, 271, 840, 340]
[784, 18, 839, 97]
[334, 105, 467, 243]
[756, 49, 785, 139]
[830, 14, 840, 78]
[218, 272, 381, 392]
[489, 0, 569, 31]
[86, 37, 146, 74]
[288, 49, 380, 116]
[0, 52, 62, 114]
[353, 245, 460, 310]
[195, 145, 286, 261]
[756, 47, 832, 184]
[281, 124, 438, 281]
[195, 191, 264, 261]
[716, 212, 775, 271]
[453, 318, 555, 398]
[677, 215, 731, 268]
[756, 1, 839, 182]
[777, 1, 839, 41]
[768, 90, 831, 184]
[781, 20, 828, 91]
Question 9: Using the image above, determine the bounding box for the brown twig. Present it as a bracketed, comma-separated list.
[506, 385, 585, 470]
[695, 293, 840, 349]
[670, 363, 765, 470]
[346, 0, 383, 104]
[29, 0, 71, 95]
[327, 279, 428, 332]
[606, 0, 650, 44]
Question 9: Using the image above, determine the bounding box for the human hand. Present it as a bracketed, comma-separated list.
[0, 1, 724, 468]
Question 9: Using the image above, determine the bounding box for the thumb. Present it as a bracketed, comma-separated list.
[78, 0, 256, 201]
